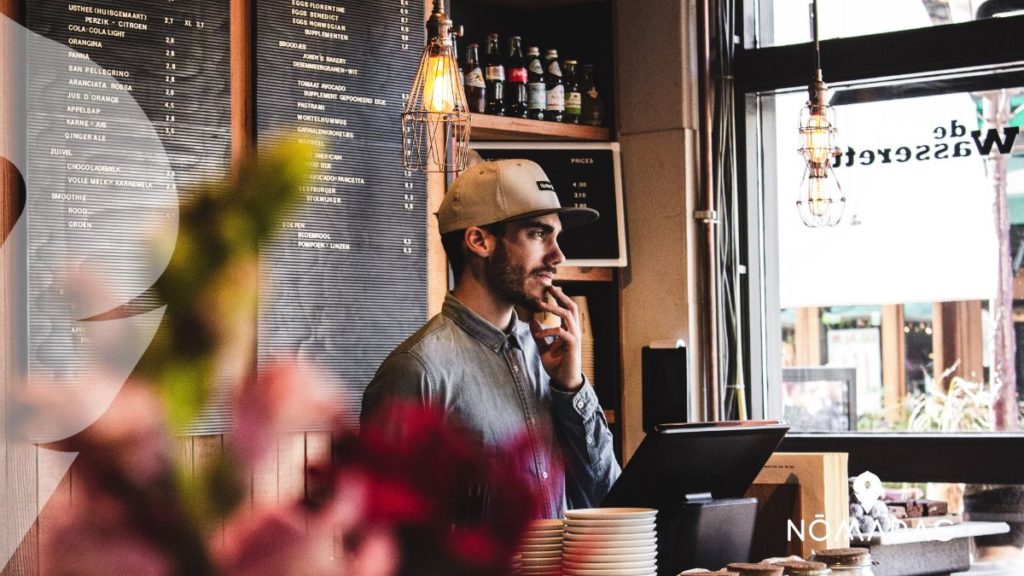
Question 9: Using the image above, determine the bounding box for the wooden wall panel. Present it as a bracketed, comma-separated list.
[304, 431, 331, 499]
[37, 449, 73, 576]
[1, 449, 36, 576]
[251, 438, 279, 507]
[278, 434, 306, 504]
[193, 434, 225, 548]
[231, 0, 253, 166]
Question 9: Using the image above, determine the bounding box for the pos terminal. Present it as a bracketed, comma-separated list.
[602, 420, 789, 575]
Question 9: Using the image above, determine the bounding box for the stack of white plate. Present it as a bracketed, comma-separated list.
[515, 518, 564, 575]
[562, 508, 658, 576]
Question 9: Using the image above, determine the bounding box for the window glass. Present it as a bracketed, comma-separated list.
[756, 69, 1024, 432]
[753, 0, 1013, 48]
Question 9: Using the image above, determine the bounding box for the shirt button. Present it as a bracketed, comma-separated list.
[541, 471, 549, 480]
[513, 364, 520, 373]
[586, 436, 594, 444]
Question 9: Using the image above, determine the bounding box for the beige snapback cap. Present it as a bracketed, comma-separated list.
[436, 159, 599, 234]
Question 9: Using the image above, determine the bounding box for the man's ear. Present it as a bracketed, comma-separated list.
[464, 226, 497, 258]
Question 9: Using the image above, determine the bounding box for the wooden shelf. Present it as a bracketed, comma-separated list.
[556, 267, 615, 282]
[470, 113, 609, 142]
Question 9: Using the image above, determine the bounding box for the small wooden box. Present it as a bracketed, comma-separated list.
[744, 452, 850, 559]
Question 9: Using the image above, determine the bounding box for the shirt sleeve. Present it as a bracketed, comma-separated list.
[548, 376, 622, 509]
[361, 351, 435, 425]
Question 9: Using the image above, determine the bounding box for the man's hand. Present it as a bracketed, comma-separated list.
[530, 286, 584, 391]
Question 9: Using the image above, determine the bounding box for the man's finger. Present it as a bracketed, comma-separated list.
[532, 327, 576, 352]
[532, 327, 564, 340]
[537, 298, 576, 330]
[548, 286, 579, 315]
[544, 287, 580, 332]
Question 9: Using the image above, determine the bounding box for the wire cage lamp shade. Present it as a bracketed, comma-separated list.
[796, 0, 845, 227]
[401, 1, 470, 173]
[797, 74, 844, 227]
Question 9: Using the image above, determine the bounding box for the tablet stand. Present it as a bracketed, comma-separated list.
[656, 493, 759, 575]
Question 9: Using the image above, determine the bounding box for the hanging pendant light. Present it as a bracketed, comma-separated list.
[401, 0, 470, 173]
[796, 0, 845, 227]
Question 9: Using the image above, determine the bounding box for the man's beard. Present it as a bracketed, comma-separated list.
[485, 241, 552, 312]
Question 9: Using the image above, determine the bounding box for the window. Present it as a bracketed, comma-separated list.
[753, 0, 1016, 48]
[737, 0, 1024, 481]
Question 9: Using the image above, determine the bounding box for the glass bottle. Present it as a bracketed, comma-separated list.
[812, 547, 875, 576]
[484, 33, 505, 116]
[543, 49, 564, 122]
[580, 63, 606, 127]
[562, 59, 581, 124]
[505, 36, 528, 118]
[526, 46, 545, 120]
[463, 43, 486, 114]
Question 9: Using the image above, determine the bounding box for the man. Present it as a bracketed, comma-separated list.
[956, 485, 1024, 576]
[362, 159, 620, 518]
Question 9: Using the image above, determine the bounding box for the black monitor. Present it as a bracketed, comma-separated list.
[603, 420, 790, 508]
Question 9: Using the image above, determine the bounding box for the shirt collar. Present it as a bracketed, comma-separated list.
[442, 293, 531, 352]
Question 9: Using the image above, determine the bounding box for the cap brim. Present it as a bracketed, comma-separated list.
[498, 206, 600, 229]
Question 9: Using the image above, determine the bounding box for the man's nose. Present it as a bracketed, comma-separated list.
[546, 240, 565, 266]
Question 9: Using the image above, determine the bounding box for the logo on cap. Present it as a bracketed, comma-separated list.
[537, 181, 555, 192]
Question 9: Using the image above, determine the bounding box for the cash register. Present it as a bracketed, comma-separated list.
[602, 420, 789, 575]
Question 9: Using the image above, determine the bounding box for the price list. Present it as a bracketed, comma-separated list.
[25, 1, 230, 380]
[255, 0, 426, 425]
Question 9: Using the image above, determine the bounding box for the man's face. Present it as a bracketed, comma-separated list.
[484, 213, 565, 312]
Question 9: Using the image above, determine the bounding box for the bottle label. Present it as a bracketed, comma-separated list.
[566, 91, 582, 113]
[546, 60, 561, 77]
[528, 82, 546, 109]
[465, 67, 485, 88]
[546, 85, 565, 110]
[509, 67, 528, 83]
[485, 65, 505, 81]
[528, 59, 543, 75]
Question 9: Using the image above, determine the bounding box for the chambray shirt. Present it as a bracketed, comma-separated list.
[361, 293, 620, 518]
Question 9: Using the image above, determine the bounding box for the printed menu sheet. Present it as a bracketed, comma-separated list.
[255, 0, 426, 426]
[25, 1, 231, 403]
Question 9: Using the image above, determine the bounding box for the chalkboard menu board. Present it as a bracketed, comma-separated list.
[24, 2, 231, 401]
[255, 0, 427, 427]
[473, 142, 627, 267]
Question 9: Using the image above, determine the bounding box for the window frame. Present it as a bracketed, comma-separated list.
[735, 1, 1024, 484]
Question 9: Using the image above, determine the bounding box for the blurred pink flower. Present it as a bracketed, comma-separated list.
[72, 383, 174, 486]
[217, 470, 400, 576]
[230, 361, 337, 469]
[40, 374, 539, 576]
[217, 506, 334, 576]
[323, 402, 541, 576]
[343, 527, 401, 576]
[42, 479, 173, 576]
